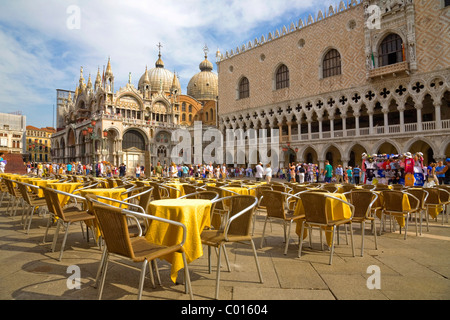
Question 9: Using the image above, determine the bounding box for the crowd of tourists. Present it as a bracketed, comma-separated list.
[11, 151, 450, 186]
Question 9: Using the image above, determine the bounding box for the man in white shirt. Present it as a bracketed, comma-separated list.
[255, 162, 264, 181]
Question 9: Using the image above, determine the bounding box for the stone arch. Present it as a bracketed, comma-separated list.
[299, 145, 319, 164]
[319, 142, 344, 163]
[403, 137, 438, 156]
[371, 138, 401, 155]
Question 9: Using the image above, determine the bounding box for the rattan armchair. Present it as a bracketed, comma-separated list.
[381, 190, 420, 240]
[16, 182, 48, 234]
[298, 192, 355, 265]
[90, 200, 193, 300]
[344, 190, 378, 256]
[200, 195, 263, 299]
[259, 190, 304, 255]
[404, 188, 429, 234]
[3, 178, 26, 217]
[42, 187, 96, 261]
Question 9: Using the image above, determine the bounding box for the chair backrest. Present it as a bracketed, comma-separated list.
[299, 192, 329, 225]
[391, 184, 404, 191]
[205, 186, 228, 209]
[340, 184, 356, 193]
[270, 184, 286, 193]
[292, 185, 309, 194]
[405, 189, 427, 209]
[423, 188, 441, 205]
[361, 185, 376, 190]
[255, 186, 273, 206]
[4, 179, 19, 197]
[381, 190, 404, 212]
[183, 191, 219, 201]
[16, 182, 32, 205]
[261, 190, 287, 219]
[43, 187, 68, 220]
[182, 184, 198, 195]
[437, 188, 450, 203]
[374, 184, 390, 191]
[226, 195, 258, 237]
[42, 187, 56, 216]
[346, 190, 377, 219]
[322, 185, 338, 193]
[106, 178, 115, 188]
[91, 202, 135, 259]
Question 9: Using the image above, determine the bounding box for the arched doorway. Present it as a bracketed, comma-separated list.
[122, 129, 146, 174]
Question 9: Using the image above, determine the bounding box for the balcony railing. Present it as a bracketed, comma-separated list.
[369, 61, 409, 78]
[283, 120, 449, 142]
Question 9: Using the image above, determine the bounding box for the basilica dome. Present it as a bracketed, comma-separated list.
[138, 53, 181, 94]
[187, 53, 218, 101]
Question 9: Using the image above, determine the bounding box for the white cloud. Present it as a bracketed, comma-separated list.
[0, 0, 336, 127]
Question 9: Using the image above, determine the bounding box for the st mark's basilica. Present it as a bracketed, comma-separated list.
[51, 45, 218, 171]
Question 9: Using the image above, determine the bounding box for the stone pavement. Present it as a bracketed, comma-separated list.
[1, 195, 449, 302]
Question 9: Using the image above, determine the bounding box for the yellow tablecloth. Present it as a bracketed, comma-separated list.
[164, 183, 186, 198]
[31, 179, 59, 197]
[294, 193, 352, 246]
[223, 187, 256, 197]
[145, 199, 212, 283]
[78, 188, 127, 207]
[47, 182, 82, 207]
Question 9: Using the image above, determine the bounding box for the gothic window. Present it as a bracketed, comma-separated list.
[239, 77, 249, 99]
[378, 33, 403, 67]
[323, 49, 341, 78]
[182, 102, 186, 112]
[188, 105, 192, 113]
[275, 64, 289, 89]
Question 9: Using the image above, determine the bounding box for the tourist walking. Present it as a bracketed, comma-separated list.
[324, 160, 333, 183]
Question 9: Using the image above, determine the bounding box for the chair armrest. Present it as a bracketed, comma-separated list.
[94, 195, 146, 213]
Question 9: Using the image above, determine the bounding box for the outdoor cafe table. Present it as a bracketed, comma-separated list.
[145, 198, 212, 283]
[31, 179, 59, 197]
[293, 193, 353, 247]
[47, 182, 82, 207]
[223, 186, 256, 197]
[164, 182, 187, 198]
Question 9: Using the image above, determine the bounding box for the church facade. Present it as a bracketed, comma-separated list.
[216, 0, 450, 170]
[51, 47, 218, 172]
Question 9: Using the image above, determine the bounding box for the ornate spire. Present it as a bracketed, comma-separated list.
[155, 42, 164, 68]
[143, 65, 150, 85]
[105, 57, 113, 77]
[95, 67, 101, 87]
[79, 66, 86, 91]
[87, 73, 93, 89]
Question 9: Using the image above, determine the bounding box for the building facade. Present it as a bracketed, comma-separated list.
[51, 48, 218, 172]
[216, 0, 450, 170]
[25, 126, 56, 162]
[0, 112, 26, 155]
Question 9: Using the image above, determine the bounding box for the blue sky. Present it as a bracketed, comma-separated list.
[0, 0, 342, 128]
